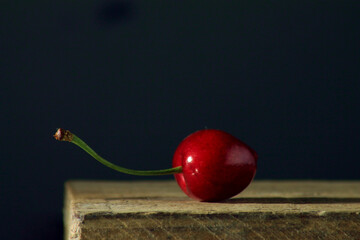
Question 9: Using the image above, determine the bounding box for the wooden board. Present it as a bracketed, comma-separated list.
[64, 180, 360, 240]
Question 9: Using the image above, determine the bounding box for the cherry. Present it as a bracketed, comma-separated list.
[173, 129, 257, 201]
[54, 128, 257, 202]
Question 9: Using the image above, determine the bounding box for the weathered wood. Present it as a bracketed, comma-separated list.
[64, 180, 360, 240]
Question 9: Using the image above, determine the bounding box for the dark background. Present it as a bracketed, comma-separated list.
[1, 0, 360, 239]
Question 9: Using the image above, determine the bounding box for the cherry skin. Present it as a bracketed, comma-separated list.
[172, 129, 257, 202]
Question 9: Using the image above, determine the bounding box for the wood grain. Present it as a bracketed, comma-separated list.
[64, 180, 360, 240]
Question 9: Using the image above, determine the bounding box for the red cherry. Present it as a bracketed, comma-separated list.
[55, 128, 257, 202]
[172, 129, 257, 202]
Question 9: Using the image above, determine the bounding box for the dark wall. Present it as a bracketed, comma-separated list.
[1, 0, 360, 239]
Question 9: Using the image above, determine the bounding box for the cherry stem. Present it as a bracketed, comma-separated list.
[53, 128, 183, 176]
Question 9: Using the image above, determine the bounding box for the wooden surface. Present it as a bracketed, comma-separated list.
[64, 180, 360, 240]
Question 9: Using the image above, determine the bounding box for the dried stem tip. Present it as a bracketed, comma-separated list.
[54, 128, 74, 142]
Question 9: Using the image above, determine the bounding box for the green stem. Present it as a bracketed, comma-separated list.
[54, 128, 182, 176]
